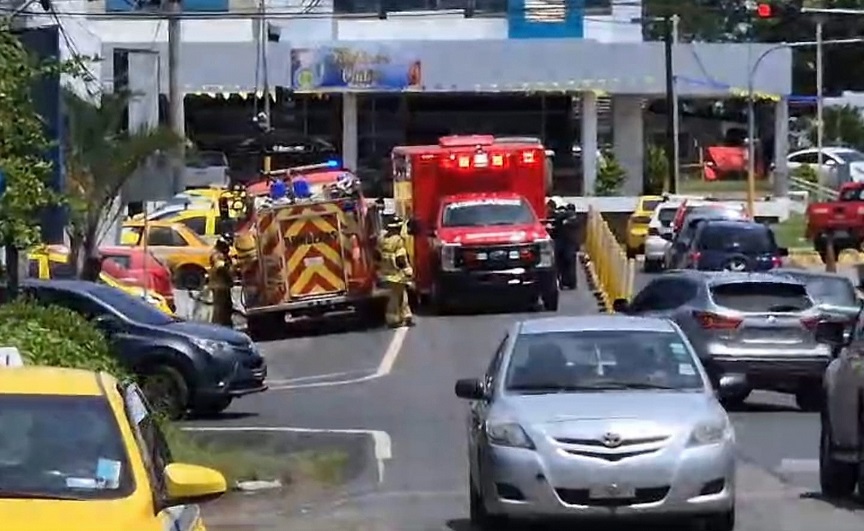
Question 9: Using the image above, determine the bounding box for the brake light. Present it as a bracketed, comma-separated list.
[693, 311, 742, 330]
[800, 316, 821, 331]
[689, 251, 701, 265]
[521, 150, 536, 164]
[771, 256, 782, 268]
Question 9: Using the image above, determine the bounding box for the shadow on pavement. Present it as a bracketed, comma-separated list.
[186, 410, 259, 422]
[725, 400, 800, 414]
[800, 491, 864, 512]
[446, 518, 697, 530]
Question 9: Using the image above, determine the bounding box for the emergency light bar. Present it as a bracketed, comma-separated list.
[266, 160, 342, 178]
[443, 149, 540, 171]
[439, 135, 495, 148]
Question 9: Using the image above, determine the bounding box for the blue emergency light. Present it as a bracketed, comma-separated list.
[342, 200, 355, 212]
[269, 179, 287, 200]
[293, 178, 312, 198]
[325, 159, 340, 168]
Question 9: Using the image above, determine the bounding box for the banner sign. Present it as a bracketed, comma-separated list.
[507, 0, 585, 39]
[290, 45, 422, 91]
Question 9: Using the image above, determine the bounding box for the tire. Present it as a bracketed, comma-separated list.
[140, 364, 190, 421]
[720, 390, 751, 411]
[819, 420, 858, 498]
[175, 265, 206, 291]
[704, 507, 735, 531]
[795, 387, 824, 412]
[469, 473, 508, 530]
[192, 397, 233, 417]
[643, 259, 660, 273]
[542, 288, 559, 312]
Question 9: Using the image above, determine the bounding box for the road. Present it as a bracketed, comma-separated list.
[190, 264, 864, 530]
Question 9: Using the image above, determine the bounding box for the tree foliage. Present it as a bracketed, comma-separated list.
[63, 88, 179, 276]
[594, 156, 628, 196]
[0, 22, 62, 249]
[809, 105, 864, 150]
[644, 144, 670, 195]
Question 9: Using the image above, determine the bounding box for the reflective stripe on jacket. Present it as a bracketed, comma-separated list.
[377, 234, 412, 284]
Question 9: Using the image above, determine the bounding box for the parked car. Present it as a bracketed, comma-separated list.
[678, 220, 787, 272]
[0, 367, 227, 531]
[785, 146, 864, 187]
[665, 209, 750, 270]
[99, 245, 175, 307]
[671, 200, 745, 234]
[120, 220, 213, 290]
[455, 315, 738, 531]
[12, 279, 267, 418]
[613, 271, 829, 411]
[644, 201, 682, 272]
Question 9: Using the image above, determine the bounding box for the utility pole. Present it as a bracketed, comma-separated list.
[166, 0, 185, 193]
[671, 14, 681, 195]
[255, 0, 272, 175]
[663, 14, 677, 194]
[815, 18, 824, 200]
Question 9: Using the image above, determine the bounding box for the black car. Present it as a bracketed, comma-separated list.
[15, 279, 267, 418]
[676, 220, 788, 272]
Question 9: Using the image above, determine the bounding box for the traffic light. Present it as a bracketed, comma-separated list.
[756, 3, 773, 18]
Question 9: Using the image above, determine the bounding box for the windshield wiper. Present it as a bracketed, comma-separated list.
[0, 490, 85, 500]
[611, 382, 678, 390]
[509, 383, 629, 394]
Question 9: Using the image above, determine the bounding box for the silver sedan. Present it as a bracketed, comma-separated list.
[455, 315, 741, 530]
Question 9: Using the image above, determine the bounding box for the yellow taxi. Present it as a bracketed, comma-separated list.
[0, 366, 226, 531]
[120, 221, 213, 290]
[132, 188, 246, 241]
[626, 195, 664, 258]
[26, 248, 174, 315]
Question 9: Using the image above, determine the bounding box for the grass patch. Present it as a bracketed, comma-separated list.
[678, 178, 772, 194]
[163, 425, 349, 488]
[771, 212, 808, 249]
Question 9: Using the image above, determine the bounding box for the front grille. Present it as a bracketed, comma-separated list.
[456, 244, 538, 270]
[555, 435, 668, 447]
[556, 486, 670, 507]
[563, 448, 660, 461]
[243, 356, 264, 369]
[554, 435, 669, 462]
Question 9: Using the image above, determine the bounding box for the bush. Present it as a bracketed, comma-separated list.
[644, 144, 669, 194]
[0, 300, 124, 375]
[595, 155, 627, 196]
[792, 163, 819, 184]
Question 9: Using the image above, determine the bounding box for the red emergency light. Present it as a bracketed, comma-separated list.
[442, 149, 540, 171]
[756, 3, 773, 18]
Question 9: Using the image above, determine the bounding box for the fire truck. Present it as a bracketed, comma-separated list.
[392, 135, 558, 312]
[222, 163, 388, 339]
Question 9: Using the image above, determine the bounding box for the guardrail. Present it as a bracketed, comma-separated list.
[582, 207, 636, 313]
[789, 175, 838, 202]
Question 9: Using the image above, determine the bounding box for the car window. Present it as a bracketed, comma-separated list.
[641, 199, 662, 213]
[102, 254, 132, 270]
[147, 227, 175, 247]
[121, 227, 144, 245]
[789, 152, 820, 164]
[485, 335, 509, 391]
[441, 199, 535, 228]
[801, 276, 857, 307]
[840, 186, 864, 201]
[709, 282, 812, 312]
[47, 260, 77, 279]
[836, 150, 864, 163]
[90, 284, 175, 326]
[636, 278, 696, 311]
[505, 330, 704, 392]
[657, 207, 678, 226]
[27, 259, 40, 278]
[0, 394, 135, 499]
[121, 384, 172, 497]
[35, 288, 108, 319]
[180, 216, 207, 236]
[696, 224, 776, 254]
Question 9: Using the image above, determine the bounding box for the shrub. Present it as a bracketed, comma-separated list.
[644, 144, 669, 194]
[0, 300, 124, 375]
[792, 163, 819, 184]
[595, 155, 627, 196]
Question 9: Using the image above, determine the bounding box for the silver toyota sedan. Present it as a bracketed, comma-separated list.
[455, 315, 741, 530]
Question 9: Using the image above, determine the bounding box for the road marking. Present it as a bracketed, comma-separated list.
[182, 426, 393, 483]
[268, 326, 409, 390]
[778, 458, 819, 474]
[266, 370, 373, 385]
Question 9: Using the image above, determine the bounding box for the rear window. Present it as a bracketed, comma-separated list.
[641, 199, 662, 213]
[102, 254, 132, 270]
[658, 207, 678, 225]
[710, 282, 812, 312]
[697, 225, 776, 254]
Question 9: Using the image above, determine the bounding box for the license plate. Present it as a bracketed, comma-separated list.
[830, 230, 850, 239]
[589, 484, 635, 499]
[304, 257, 324, 267]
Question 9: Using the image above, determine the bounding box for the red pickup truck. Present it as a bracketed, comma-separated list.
[805, 182, 864, 259]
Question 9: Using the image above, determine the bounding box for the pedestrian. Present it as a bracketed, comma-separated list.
[208, 236, 235, 327]
[548, 201, 578, 289]
[376, 216, 415, 328]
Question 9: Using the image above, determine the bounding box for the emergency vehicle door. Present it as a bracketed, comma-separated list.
[281, 207, 349, 299]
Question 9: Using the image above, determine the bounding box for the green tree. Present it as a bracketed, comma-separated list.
[0, 22, 64, 292]
[808, 104, 864, 150]
[644, 144, 670, 194]
[595, 156, 627, 196]
[63, 89, 179, 278]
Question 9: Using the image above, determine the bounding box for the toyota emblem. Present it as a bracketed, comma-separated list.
[602, 432, 622, 448]
[725, 259, 746, 272]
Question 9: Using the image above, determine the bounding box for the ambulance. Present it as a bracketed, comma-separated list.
[392, 135, 559, 312]
[224, 163, 387, 338]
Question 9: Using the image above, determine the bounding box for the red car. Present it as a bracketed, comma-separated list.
[99, 245, 175, 308]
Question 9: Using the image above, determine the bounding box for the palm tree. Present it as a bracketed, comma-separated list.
[63, 88, 180, 278]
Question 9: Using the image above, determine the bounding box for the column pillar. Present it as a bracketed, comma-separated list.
[612, 95, 645, 195]
[581, 92, 598, 195]
[773, 96, 789, 197]
[342, 93, 358, 172]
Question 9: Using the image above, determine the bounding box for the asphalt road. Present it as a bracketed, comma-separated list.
[190, 264, 864, 531]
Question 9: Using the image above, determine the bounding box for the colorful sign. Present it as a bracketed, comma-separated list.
[290, 46, 422, 91]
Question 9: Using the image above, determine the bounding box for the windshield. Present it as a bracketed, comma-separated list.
[698, 225, 776, 254]
[505, 330, 704, 393]
[0, 394, 134, 500]
[641, 199, 662, 213]
[93, 285, 175, 326]
[441, 199, 535, 228]
[836, 150, 864, 163]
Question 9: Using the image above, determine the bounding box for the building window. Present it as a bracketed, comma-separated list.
[333, 0, 507, 14]
[105, 0, 228, 13]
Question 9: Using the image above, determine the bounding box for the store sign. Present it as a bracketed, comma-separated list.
[508, 0, 584, 39]
[290, 45, 422, 91]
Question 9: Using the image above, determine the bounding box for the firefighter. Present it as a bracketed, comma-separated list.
[377, 216, 415, 328]
[547, 200, 579, 289]
[208, 236, 235, 327]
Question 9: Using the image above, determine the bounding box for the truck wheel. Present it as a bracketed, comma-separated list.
[542, 288, 559, 312]
[819, 420, 858, 498]
[795, 386, 824, 412]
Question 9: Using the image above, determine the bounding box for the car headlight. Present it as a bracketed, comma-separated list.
[191, 337, 229, 354]
[536, 238, 554, 267]
[440, 243, 460, 272]
[688, 417, 733, 447]
[486, 421, 535, 449]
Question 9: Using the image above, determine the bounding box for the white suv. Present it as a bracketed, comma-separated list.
[643, 202, 681, 272]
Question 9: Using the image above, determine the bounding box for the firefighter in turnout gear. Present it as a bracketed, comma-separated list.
[208, 236, 235, 327]
[377, 216, 415, 328]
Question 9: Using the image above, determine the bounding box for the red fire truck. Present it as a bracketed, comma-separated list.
[392, 135, 558, 312]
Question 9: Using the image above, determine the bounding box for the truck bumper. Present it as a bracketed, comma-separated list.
[437, 267, 557, 300]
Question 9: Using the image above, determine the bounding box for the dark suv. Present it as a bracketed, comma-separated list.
[682, 220, 788, 272]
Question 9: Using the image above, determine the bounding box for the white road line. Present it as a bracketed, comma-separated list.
[182, 426, 392, 483]
[778, 458, 819, 474]
[268, 326, 409, 390]
[266, 370, 371, 385]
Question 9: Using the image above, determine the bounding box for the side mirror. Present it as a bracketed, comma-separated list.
[162, 463, 226, 508]
[454, 378, 485, 400]
[612, 298, 630, 313]
[777, 247, 789, 257]
[814, 320, 848, 347]
[716, 374, 748, 400]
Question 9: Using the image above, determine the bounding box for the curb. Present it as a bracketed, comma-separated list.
[579, 252, 611, 314]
